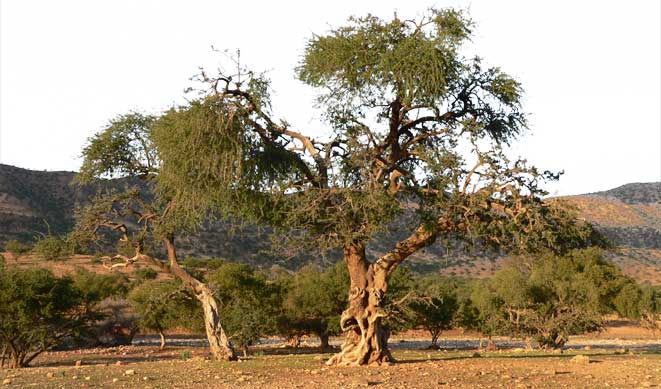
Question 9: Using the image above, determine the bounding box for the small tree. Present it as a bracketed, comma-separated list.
[0, 268, 85, 368]
[407, 276, 459, 349]
[279, 262, 348, 348]
[638, 285, 661, 331]
[32, 233, 71, 261]
[207, 263, 277, 357]
[75, 112, 237, 360]
[129, 280, 201, 349]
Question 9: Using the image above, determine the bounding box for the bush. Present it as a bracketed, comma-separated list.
[0, 268, 86, 367]
[276, 262, 348, 348]
[33, 234, 71, 261]
[133, 267, 158, 282]
[207, 263, 278, 355]
[128, 280, 202, 349]
[468, 248, 633, 349]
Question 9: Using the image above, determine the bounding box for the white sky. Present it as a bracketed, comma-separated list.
[0, 0, 659, 196]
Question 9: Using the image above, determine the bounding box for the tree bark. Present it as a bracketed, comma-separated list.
[328, 227, 436, 366]
[429, 331, 440, 350]
[159, 330, 166, 350]
[318, 332, 330, 349]
[164, 238, 237, 361]
[327, 243, 393, 366]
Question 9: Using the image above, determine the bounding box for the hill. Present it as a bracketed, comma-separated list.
[0, 164, 659, 283]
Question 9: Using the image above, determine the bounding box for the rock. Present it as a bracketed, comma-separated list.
[124, 369, 136, 376]
[84, 376, 91, 381]
[313, 355, 324, 360]
[472, 352, 481, 358]
[112, 378, 119, 383]
[115, 361, 123, 366]
[511, 348, 526, 353]
[570, 355, 590, 364]
[2, 379, 11, 386]
[546, 368, 558, 375]
[46, 372, 55, 378]
[641, 382, 655, 387]
[583, 346, 591, 351]
[143, 377, 149, 381]
[75, 360, 82, 367]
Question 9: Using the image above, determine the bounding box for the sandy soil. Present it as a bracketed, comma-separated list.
[1, 345, 659, 388]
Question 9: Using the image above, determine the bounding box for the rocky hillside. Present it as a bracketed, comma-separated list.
[0, 164, 659, 282]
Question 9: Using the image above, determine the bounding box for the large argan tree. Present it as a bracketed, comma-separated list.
[75, 114, 237, 361]
[152, 9, 601, 366]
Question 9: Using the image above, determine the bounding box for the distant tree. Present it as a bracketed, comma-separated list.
[75, 113, 237, 360]
[407, 276, 460, 349]
[151, 8, 604, 366]
[469, 248, 631, 349]
[278, 262, 348, 348]
[32, 233, 71, 261]
[4, 240, 30, 260]
[638, 285, 661, 331]
[207, 263, 278, 357]
[133, 267, 159, 283]
[0, 268, 87, 368]
[129, 280, 201, 349]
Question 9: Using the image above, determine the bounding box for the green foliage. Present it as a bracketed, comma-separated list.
[468, 248, 634, 349]
[32, 233, 71, 261]
[72, 268, 129, 305]
[638, 285, 661, 329]
[4, 239, 30, 257]
[129, 280, 202, 336]
[0, 268, 85, 367]
[133, 267, 158, 282]
[613, 282, 643, 319]
[207, 263, 278, 351]
[406, 276, 460, 347]
[78, 112, 158, 183]
[277, 262, 348, 343]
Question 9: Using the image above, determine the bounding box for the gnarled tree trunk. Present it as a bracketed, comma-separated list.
[164, 239, 237, 361]
[327, 243, 393, 366]
[328, 227, 436, 366]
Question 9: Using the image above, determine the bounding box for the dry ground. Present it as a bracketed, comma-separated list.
[1, 346, 660, 388]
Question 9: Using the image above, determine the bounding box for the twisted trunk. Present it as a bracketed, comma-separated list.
[328, 227, 435, 366]
[327, 243, 393, 366]
[165, 239, 237, 361]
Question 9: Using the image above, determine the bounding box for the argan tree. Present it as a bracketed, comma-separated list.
[148, 9, 601, 366]
[129, 280, 201, 349]
[75, 113, 237, 360]
[407, 276, 460, 349]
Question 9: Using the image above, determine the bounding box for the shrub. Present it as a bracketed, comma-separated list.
[0, 268, 85, 367]
[33, 234, 70, 261]
[128, 280, 202, 349]
[133, 267, 158, 282]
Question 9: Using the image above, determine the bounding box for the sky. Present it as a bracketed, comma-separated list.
[0, 0, 659, 196]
